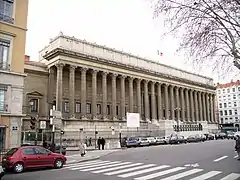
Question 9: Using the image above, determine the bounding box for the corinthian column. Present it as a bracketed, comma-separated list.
[144, 80, 150, 121]
[102, 71, 108, 120]
[91, 69, 98, 120]
[151, 81, 157, 122]
[194, 91, 199, 122]
[128, 77, 134, 113]
[190, 90, 194, 121]
[164, 84, 169, 120]
[111, 73, 117, 120]
[157, 83, 162, 120]
[81, 67, 87, 119]
[185, 89, 190, 121]
[69, 65, 76, 119]
[202, 93, 207, 121]
[180, 88, 185, 121]
[136, 79, 142, 118]
[198, 92, 203, 121]
[120, 75, 126, 120]
[56, 63, 64, 112]
[48, 67, 55, 104]
[210, 94, 214, 122]
[176, 87, 180, 121]
[170, 86, 175, 120]
[206, 93, 210, 122]
[213, 94, 216, 123]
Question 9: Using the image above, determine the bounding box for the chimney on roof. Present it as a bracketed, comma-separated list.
[24, 55, 30, 61]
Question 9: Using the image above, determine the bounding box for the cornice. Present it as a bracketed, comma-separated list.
[43, 48, 216, 90]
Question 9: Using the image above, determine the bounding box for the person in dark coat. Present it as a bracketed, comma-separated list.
[42, 140, 48, 149]
[235, 135, 240, 160]
[101, 137, 105, 150]
[97, 137, 101, 150]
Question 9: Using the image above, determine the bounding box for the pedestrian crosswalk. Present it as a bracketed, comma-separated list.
[63, 160, 240, 180]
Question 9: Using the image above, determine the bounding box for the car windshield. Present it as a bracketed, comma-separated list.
[141, 138, 148, 141]
[129, 137, 137, 141]
[6, 148, 18, 156]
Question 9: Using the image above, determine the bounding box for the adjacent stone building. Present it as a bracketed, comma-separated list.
[22, 32, 218, 145]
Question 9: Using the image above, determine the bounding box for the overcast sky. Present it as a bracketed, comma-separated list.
[25, 0, 239, 83]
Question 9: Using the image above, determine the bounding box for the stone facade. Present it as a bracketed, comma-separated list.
[23, 33, 218, 144]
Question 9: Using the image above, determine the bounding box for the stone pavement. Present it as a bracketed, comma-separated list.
[65, 149, 121, 164]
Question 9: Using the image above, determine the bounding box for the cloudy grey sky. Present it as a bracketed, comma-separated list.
[25, 0, 238, 83]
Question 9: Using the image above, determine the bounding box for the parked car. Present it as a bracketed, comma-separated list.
[0, 165, 4, 180]
[155, 136, 169, 144]
[215, 132, 227, 140]
[226, 131, 235, 139]
[139, 137, 150, 146]
[126, 137, 140, 148]
[204, 133, 215, 140]
[2, 146, 67, 173]
[234, 132, 240, 140]
[147, 137, 157, 145]
[199, 134, 207, 142]
[169, 134, 186, 144]
[187, 135, 202, 143]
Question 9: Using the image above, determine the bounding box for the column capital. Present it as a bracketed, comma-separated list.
[151, 81, 156, 85]
[56, 63, 64, 70]
[48, 66, 55, 74]
[81, 67, 88, 72]
[157, 82, 162, 86]
[175, 86, 180, 90]
[165, 83, 169, 87]
[144, 79, 149, 84]
[111, 73, 118, 77]
[136, 78, 142, 83]
[120, 75, 126, 79]
[92, 69, 99, 75]
[128, 77, 134, 82]
[102, 71, 108, 76]
[69, 65, 77, 72]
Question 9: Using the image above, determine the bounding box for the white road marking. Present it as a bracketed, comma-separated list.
[67, 160, 77, 164]
[71, 161, 120, 170]
[189, 171, 221, 180]
[233, 155, 238, 159]
[117, 165, 170, 178]
[63, 160, 107, 169]
[213, 156, 228, 162]
[134, 167, 185, 180]
[103, 164, 155, 175]
[80, 162, 133, 171]
[219, 173, 240, 180]
[160, 168, 203, 180]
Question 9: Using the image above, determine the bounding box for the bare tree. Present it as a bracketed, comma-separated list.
[151, 0, 240, 74]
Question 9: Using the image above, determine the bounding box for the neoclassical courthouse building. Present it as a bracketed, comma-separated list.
[22, 32, 218, 142]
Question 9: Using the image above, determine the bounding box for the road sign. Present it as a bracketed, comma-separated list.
[40, 121, 46, 129]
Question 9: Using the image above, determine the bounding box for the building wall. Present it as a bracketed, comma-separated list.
[0, 0, 29, 149]
[217, 80, 240, 124]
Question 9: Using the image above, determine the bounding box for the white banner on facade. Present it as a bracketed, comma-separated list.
[127, 113, 140, 128]
[40, 121, 46, 129]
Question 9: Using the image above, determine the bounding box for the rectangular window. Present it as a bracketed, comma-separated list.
[232, 88, 235, 92]
[0, 86, 7, 112]
[219, 103, 222, 108]
[97, 104, 101, 114]
[218, 90, 221, 94]
[235, 109, 238, 115]
[224, 110, 227, 115]
[224, 103, 227, 108]
[233, 95, 236, 99]
[75, 102, 81, 113]
[30, 99, 38, 113]
[116, 105, 119, 115]
[227, 89, 230, 93]
[238, 87, 240, 91]
[86, 103, 91, 114]
[64, 102, 69, 113]
[229, 110, 232, 115]
[0, 39, 10, 70]
[107, 105, 110, 115]
[234, 102, 237, 107]
[0, 0, 14, 24]
[220, 111, 223, 116]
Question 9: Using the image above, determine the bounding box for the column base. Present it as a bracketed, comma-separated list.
[113, 117, 118, 121]
[81, 116, 88, 120]
[70, 116, 76, 120]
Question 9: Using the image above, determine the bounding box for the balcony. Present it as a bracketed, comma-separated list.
[0, 13, 14, 24]
[0, 62, 9, 71]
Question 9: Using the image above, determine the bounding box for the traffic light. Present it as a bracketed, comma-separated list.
[30, 117, 36, 129]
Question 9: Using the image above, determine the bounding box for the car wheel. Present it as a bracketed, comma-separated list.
[13, 162, 24, 173]
[54, 159, 64, 169]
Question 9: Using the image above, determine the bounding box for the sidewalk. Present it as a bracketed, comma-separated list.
[65, 149, 120, 164]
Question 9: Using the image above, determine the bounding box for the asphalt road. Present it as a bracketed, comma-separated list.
[4, 139, 240, 180]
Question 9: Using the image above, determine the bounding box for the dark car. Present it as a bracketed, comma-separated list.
[204, 133, 214, 140]
[169, 134, 186, 144]
[187, 134, 202, 143]
[126, 137, 140, 148]
[0, 165, 4, 180]
[215, 132, 227, 140]
[226, 131, 235, 139]
[2, 146, 67, 173]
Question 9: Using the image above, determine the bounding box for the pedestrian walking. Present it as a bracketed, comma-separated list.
[235, 135, 240, 160]
[89, 137, 92, 146]
[97, 137, 101, 150]
[101, 137, 105, 150]
[79, 142, 86, 157]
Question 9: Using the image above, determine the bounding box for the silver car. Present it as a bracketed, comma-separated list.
[139, 137, 150, 146]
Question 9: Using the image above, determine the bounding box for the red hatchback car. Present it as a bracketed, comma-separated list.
[2, 146, 67, 173]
